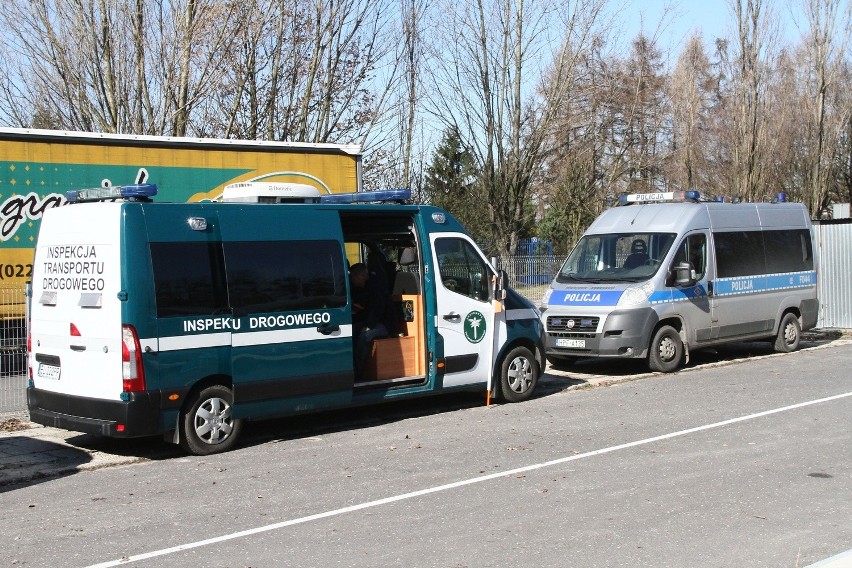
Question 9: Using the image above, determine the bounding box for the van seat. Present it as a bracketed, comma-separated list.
[392, 272, 420, 295]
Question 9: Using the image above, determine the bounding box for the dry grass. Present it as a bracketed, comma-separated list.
[0, 417, 29, 432]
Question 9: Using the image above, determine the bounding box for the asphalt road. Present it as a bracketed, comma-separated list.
[1, 342, 850, 568]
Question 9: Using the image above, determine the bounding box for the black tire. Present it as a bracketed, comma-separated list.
[546, 354, 577, 369]
[498, 346, 539, 403]
[179, 384, 243, 455]
[648, 325, 684, 373]
[774, 312, 801, 353]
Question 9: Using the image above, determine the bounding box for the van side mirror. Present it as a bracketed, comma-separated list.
[495, 269, 508, 300]
[673, 262, 695, 286]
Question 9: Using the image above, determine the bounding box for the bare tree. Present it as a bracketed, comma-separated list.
[799, 0, 851, 214]
[204, 0, 397, 146]
[536, 33, 618, 252]
[358, 0, 430, 191]
[428, 0, 607, 259]
[399, 0, 427, 189]
[726, 0, 779, 201]
[618, 34, 669, 193]
[0, 0, 244, 135]
[667, 34, 716, 191]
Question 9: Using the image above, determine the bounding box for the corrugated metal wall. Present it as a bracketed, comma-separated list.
[814, 222, 852, 329]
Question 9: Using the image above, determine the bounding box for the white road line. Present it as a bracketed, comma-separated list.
[806, 548, 852, 567]
[84, 391, 852, 568]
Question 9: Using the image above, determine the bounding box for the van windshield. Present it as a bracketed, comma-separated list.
[556, 232, 676, 283]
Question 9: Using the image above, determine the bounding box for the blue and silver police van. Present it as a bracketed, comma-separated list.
[28, 183, 544, 454]
[541, 191, 818, 372]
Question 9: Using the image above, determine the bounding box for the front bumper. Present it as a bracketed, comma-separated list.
[544, 308, 658, 359]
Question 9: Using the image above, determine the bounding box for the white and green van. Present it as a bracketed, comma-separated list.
[541, 191, 818, 372]
[28, 184, 544, 454]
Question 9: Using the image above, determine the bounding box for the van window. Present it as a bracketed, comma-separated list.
[764, 229, 814, 272]
[151, 242, 229, 317]
[714, 231, 767, 278]
[223, 240, 346, 312]
[435, 238, 491, 301]
[672, 234, 707, 281]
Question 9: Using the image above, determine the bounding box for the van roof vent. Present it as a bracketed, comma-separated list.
[222, 182, 322, 203]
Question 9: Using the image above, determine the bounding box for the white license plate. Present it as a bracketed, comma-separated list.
[556, 338, 585, 348]
[37, 363, 61, 380]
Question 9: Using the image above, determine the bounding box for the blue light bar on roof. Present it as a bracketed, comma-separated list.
[66, 183, 157, 203]
[320, 188, 411, 204]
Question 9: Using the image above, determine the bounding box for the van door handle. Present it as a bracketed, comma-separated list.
[317, 325, 340, 335]
[443, 313, 461, 323]
[70, 345, 86, 352]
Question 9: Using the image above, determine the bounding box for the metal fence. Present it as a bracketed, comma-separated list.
[492, 254, 565, 306]
[814, 221, 852, 329]
[1, 284, 28, 419]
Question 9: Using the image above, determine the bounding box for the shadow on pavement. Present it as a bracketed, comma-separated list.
[0, 436, 92, 493]
[65, 432, 184, 461]
[543, 333, 845, 381]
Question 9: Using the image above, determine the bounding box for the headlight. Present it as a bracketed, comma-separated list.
[617, 282, 654, 307]
[539, 287, 553, 309]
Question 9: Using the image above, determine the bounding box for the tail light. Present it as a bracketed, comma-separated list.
[121, 325, 146, 392]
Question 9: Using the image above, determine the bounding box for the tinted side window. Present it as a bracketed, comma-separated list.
[764, 229, 814, 273]
[151, 242, 228, 317]
[714, 231, 766, 278]
[224, 240, 346, 312]
[435, 237, 491, 301]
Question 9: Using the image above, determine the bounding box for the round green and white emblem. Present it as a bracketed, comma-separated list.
[463, 310, 486, 343]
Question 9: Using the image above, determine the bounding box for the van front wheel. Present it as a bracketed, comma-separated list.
[498, 346, 539, 403]
[774, 313, 801, 353]
[648, 326, 683, 373]
[180, 385, 243, 455]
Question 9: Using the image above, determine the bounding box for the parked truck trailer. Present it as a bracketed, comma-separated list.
[0, 127, 362, 373]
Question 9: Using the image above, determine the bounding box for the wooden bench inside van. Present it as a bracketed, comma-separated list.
[364, 293, 424, 380]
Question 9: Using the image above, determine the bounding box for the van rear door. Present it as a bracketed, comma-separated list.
[30, 203, 124, 401]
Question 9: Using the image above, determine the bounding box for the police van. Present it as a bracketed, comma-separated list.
[541, 191, 818, 372]
[28, 183, 544, 454]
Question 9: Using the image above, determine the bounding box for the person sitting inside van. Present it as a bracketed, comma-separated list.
[623, 239, 649, 269]
[350, 263, 397, 377]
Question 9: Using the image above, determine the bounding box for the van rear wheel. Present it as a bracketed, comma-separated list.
[648, 325, 683, 373]
[180, 385, 243, 455]
[499, 346, 539, 403]
[774, 313, 801, 353]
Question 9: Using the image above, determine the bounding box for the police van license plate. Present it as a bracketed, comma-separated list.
[37, 363, 61, 380]
[556, 338, 585, 348]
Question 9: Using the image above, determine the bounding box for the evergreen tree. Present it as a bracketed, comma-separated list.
[423, 128, 488, 244]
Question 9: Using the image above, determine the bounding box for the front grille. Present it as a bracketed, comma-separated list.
[546, 315, 599, 333]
